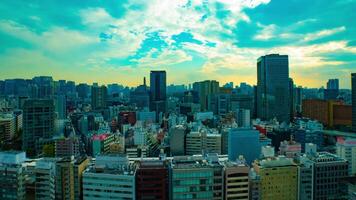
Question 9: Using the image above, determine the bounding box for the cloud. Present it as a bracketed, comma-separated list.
[303, 26, 346, 42]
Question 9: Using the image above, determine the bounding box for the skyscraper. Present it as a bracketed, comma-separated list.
[91, 84, 107, 110]
[193, 80, 219, 111]
[352, 73, 356, 132]
[257, 54, 290, 122]
[327, 79, 339, 90]
[324, 78, 339, 100]
[22, 99, 55, 156]
[150, 70, 167, 115]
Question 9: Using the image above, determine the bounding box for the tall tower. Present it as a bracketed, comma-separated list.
[150, 71, 167, 115]
[23, 99, 55, 156]
[91, 85, 107, 110]
[257, 54, 290, 122]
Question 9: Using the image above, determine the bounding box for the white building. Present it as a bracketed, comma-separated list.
[0, 151, 27, 200]
[35, 158, 56, 200]
[83, 155, 136, 200]
[336, 138, 356, 176]
[186, 130, 221, 155]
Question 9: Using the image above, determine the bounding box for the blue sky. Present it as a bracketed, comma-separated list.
[0, 0, 355, 88]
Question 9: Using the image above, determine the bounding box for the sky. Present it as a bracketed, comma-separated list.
[0, 0, 355, 88]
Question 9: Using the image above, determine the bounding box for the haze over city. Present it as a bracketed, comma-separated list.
[0, 0, 355, 88]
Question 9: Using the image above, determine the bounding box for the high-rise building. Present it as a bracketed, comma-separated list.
[55, 158, 75, 200]
[73, 157, 90, 200]
[169, 125, 186, 156]
[83, 155, 136, 199]
[228, 128, 261, 165]
[150, 70, 167, 115]
[55, 95, 66, 119]
[294, 86, 303, 114]
[91, 84, 107, 110]
[22, 99, 55, 156]
[256, 54, 290, 122]
[0, 151, 27, 200]
[193, 80, 219, 111]
[236, 109, 251, 128]
[76, 83, 90, 99]
[32, 76, 54, 98]
[327, 79, 339, 90]
[136, 160, 168, 200]
[352, 73, 356, 132]
[130, 77, 150, 109]
[253, 156, 298, 199]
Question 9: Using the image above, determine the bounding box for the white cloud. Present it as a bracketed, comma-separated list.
[303, 26, 346, 42]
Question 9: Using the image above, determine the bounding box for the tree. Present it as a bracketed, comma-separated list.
[42, 144, 55, 157]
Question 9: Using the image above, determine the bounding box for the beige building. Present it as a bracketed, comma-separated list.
[186, 130, 221, 155]
[224, 159, 250, 200]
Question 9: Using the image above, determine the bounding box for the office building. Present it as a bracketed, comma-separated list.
[253, 156, 298, 200]
[193, 80, 219, 111]
[22, 99, 55, 156]
[352, 73, 356, 132]
[32, 76, 54, 98]
[236, 109, 251, 128]
[186, 130, 221, 155]
[91, 84, 107, 110]
[130, 77, 150, 109]
[169, 125, 186, 156]
[298, 157, 313, 200]
[76, 83, 90, 99]
[0, 151, 27, 200]
[35, 158, 56, 200]
[223, 158, 250, 200]
[55, 158, 75, 200]
[136, 160, 168, 200]
[228, 128, 261, 165]
[303, 99, 352, 127]
[302, 152, 349, 199]
[55, 136, 80, 158]
[83, 155, 136, 199]
[91, 133, 115, 157]
[325, 78, 339, 100]
[256, 54, 290, 122]
[336, 137, 356, 175]
[0, 113, 16, 142]
[292, 130, 323, 152]
[55, 95, 66, 119]
[170, 157, 214, 200]
[150, 70, 167, 115]
[74, 157, 90, 200]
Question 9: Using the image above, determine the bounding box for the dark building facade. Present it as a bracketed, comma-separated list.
[136, 160, 169, 200]
[91, 85, 107, 110]
[150, 71, 167, 115]
[256, 54, 290, 122]
[22, 99, 55, 156]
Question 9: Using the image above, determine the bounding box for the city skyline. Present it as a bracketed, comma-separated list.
[0, 0, 355, 88]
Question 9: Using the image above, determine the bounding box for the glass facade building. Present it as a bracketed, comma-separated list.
[257, 54, 290, 122]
